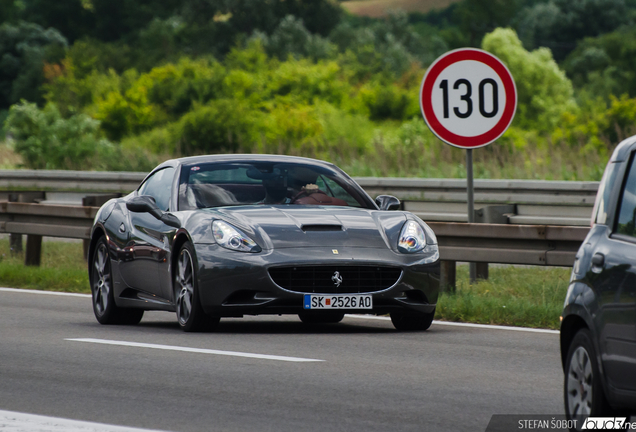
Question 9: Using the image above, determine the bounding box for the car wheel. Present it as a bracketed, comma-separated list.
[390, 309, 435, 331]
[564, 329, 616, 425]
[298, 312, 345, 324]
[90, 236, 143, 325]
[174, 242, 220, 332]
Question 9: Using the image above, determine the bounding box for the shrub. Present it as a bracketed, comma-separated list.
[175, 99, 264, 154]
[482, 28, 576, 131]
[4, 100, 157, 171]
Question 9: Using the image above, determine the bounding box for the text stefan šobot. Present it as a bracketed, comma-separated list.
[518, 418, 636, 430]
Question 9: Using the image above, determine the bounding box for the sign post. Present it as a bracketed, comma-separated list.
[420, 48, 517, 283]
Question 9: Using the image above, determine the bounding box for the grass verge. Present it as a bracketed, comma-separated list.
[0, 240, 570, 329]
[436, 265, 570, 330]
[0, 239, 89, 293]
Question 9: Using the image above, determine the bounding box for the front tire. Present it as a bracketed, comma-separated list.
[174, 242, 219, 332]
[390, 309, 435, 331]
[90, 236, 143, 325]
[564, 329, 615, 426]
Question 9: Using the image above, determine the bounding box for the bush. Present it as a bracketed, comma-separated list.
[175, 99, 263, 154]
[4, 100, 158, 171]
[357, 81, 418, 121]
[482, 28, 576, 131]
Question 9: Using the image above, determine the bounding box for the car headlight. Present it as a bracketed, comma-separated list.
[212, 220, 261, 253]
[398, 220, 435, 253]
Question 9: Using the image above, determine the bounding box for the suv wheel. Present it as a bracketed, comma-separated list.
[564, 329, 615, 425]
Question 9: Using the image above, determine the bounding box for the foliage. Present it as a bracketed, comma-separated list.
[181, 0, 342, 37]
[553, 94, 636, 152]
[4, 0, 636, 184]
[331, 11, 446, 79]
[563, 26, 636, 99]
[482, 28, 576, 130]
[515, 0, 633, 60]
[4, 101, 158, 171]
[453, 0, 522, 46]
[19, 0, 183, 43]
[257, 15, 336, 61]
[0, 21, 67, 109]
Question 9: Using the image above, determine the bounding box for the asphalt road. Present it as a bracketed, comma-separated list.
[0, 288, 563, 432]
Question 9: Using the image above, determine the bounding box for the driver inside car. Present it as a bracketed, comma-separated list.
[260, 174, 291, 204]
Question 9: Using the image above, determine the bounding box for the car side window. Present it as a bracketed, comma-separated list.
[594, 161, 619, 225]
[616, 155, 636, 237]
[138, 167, 175, 211]
[316, 176, 362, 207]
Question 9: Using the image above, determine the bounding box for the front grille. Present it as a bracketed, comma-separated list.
[268, 266, 402, 294]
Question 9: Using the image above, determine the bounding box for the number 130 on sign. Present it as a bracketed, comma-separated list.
[420, 49, 517, 149]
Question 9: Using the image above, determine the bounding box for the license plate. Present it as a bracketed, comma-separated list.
[303, 294, 372, 310]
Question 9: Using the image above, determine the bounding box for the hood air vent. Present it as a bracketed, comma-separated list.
[301, 224, 343, 232]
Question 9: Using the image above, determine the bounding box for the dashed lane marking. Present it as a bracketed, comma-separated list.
[0, 409, 168, 432]
[66, 338, 325, 363]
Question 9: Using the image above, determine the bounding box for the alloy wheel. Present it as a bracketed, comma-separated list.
[176, 249, 194, 326]
[93, 243, 111, 316]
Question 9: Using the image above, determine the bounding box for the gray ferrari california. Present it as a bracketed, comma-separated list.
[88, 155, 440, 331]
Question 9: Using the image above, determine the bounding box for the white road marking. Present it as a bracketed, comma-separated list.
[0, 409, 167, 432]
[0, 287, 90, 298]
[66, 338, 325, 363]
[0, 288, 558, 334]
[345, 315, 560, 334]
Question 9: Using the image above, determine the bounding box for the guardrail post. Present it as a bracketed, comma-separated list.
[440, 261, 456, 293]
[472, 205, 516, 281]
[8, 192, 45, 264]
[476, 263, 488, 280]
[8, 193, 22, 254]
[25, 235, 42, 266]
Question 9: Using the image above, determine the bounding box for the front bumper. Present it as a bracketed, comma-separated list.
[194, 244, 440, 317]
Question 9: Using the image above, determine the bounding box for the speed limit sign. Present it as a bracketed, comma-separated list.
[420, 48, 516, 149]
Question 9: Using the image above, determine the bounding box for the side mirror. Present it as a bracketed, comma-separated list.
[127, 195, 162, 218]
[375, 195, 401, 211]
[126, 195, 181, 228]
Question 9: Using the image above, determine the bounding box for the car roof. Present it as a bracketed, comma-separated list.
[169, 154, 339, 168]
[611, 134, 636, 162]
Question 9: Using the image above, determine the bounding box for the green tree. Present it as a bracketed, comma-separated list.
[20, 0, 182, 43]
[515, 0, 632, 60]
[454, 0, 522, 46]
[5, 100, 112, 169]
[181, 0, 341, 37]
[563, 26, 636, 98]
[0, 21, 67, 109]
[482, 28, 576, 130]
[257, 15, 335, 61]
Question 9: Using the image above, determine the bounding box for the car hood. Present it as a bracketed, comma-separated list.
[192, 206, 408, 250]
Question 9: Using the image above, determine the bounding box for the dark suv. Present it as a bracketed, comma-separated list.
[561, 135, 636, 423]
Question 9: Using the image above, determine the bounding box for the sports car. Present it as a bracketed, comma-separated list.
[88, 155, 440, 331]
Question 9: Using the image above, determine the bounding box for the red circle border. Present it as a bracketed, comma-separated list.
[420, 48, 517, 149]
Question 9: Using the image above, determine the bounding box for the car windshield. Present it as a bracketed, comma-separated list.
[178, 161, 370, 210]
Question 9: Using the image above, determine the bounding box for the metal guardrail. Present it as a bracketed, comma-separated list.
[429, 222, 588, 267]
[0, 202, 97, 240]
[0, 202, 588, 267]
[0, 170, 599, 226]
